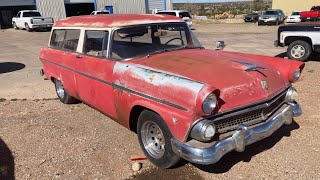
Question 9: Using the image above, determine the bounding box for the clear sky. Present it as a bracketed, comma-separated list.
[173, 0, 248, 3]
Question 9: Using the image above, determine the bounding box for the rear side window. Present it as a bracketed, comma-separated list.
[311, 6, 320, 11]
[83, 30, 109, 57]
[50, 29, 80, 51]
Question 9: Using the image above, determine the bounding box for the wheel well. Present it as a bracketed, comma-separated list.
[285, 36, 312, 47]
[50, 77, 55, 83]
[129, 105, 152, 133]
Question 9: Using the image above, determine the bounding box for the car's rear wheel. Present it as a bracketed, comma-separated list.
[137, 110, 181, 168]
[287, 40, 312, 62]
[54, 79, 79, 104]
[25, 23, 31, 32]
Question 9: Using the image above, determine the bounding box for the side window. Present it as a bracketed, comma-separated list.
[50, 29, 80, 51]
[50, 30, 66, 48]
[63, 30, 81, 51]
[83, 30, 109, 57]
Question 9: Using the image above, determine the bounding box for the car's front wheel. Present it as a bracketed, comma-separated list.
[54, 79, 79, 104]
[137, 110, 181, 168]
[13, 22, 18, 29]
[287, 40, 312, 62]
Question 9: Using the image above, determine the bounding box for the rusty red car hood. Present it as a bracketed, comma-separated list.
[128, 49, 289, 111]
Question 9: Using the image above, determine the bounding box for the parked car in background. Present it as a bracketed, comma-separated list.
[275, 22, 320, 61]
[300, 6, 320, 22]
[12, 10, 54, 32]
[244, 13, 259, 23]
[258, 9, 286, 26]
[156, 10, 192, 27]
[39, 14, 304, 169]
[285, 11, 301, 23]
[90, 10, 110, 15]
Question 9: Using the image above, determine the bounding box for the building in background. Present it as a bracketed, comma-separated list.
[0, 0, 172, 28]
[272, 0, 319, 16]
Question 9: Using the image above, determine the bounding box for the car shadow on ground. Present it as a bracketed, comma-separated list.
[191, 120, 300, 174]
[0, 62, 25, 74]
[275, 52, 320, 62]
[0, 138, 15, 180]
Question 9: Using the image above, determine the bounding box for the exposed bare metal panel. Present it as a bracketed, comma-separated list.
[36, 0, 66, 21]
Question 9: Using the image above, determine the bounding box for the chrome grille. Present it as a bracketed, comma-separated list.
[213, 91, 287, 133]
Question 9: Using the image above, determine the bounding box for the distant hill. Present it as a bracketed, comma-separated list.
[173, 0, 272, 17]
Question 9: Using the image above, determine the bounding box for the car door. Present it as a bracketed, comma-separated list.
[76, 29, 117, 118]
[48, 29, 81, 98]
[15, 12, 22, 28]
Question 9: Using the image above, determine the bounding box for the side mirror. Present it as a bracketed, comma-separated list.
[215, 41, 225, 50]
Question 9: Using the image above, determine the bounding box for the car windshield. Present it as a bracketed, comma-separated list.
[292, 12, 300, 15]
[23, 12, 41, 17]
[311, 6, 320, 11]
[111, 23, 203, 60]
[264, 11, 278, 15]
[97, 11, 109, 14]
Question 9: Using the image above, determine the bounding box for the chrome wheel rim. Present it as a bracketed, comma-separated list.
[141, 121, 165, 159]
[56, 80, 65, 99]
[291, 45, 305, 58]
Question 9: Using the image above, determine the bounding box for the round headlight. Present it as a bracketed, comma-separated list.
[286, 87, 298, 102]
[190, 120, 216, 142]
[202, 93, 217, 114]
[293, 69, 301, 82]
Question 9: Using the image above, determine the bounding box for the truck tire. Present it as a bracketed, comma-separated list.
[25, 23, 31, 32]
[137, 110, 181, 168]
[54, 79, 79, 104]
[287, 40, 312, 62]
[13, 22, 18, 30]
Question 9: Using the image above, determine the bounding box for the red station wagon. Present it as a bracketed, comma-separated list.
[39, 14, 304, 168]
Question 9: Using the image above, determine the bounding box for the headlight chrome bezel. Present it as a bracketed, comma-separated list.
[286, 86, 298, 102]
[190, 120, 216, 142]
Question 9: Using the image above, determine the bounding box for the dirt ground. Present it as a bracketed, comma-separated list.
[1, 23, 320, 179]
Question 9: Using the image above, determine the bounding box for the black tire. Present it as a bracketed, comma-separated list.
[137, 110, 181, 168]
[25, 23, 31, 32]
[54, 79, 79, 104]
[12, 22, 18, 30]
[258, 22, 261, 26]
[287, 40, 312, 62]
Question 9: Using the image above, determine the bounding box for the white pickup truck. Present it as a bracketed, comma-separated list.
[12, 10, 54, 32]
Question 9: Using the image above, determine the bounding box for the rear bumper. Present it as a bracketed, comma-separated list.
[171, 102, 301, 165]
[30, 24, 53, 29]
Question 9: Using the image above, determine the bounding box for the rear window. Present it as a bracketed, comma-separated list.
[50, 29, 81, 51]
[157, 12, 176, 16]
[23, 12, 41, 17]
[179, 12, 191, 19]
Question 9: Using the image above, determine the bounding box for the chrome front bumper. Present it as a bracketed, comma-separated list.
[171, 102, 302, 165]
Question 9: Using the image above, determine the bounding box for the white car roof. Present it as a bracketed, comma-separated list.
[158, 10, 189, 13]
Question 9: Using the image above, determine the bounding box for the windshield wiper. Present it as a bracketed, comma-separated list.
[146, 46, 204, 57]
[146, 49, 169, 57]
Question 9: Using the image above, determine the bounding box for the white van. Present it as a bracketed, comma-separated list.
[156, 10, 192, 27]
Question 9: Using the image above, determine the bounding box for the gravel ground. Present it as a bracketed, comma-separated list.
[0, 23, 320, 179]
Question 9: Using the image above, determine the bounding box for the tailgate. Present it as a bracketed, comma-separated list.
[32, 18, 53, 25]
